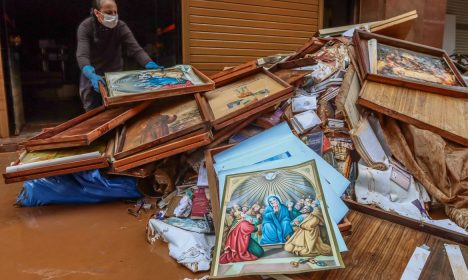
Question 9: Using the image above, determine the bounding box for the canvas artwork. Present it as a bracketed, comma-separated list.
[211, 161, 343, 277]
[204, 73, 286, 120]
[105, 65, 207, 97]
[376, 43, 459, 86]
[119, 98, 204, 154]
[20, 142, 107, 165]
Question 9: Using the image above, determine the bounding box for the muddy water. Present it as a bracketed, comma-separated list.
[0, 152, 209, 280]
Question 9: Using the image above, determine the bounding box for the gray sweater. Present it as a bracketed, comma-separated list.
[76, 17, 151, 75]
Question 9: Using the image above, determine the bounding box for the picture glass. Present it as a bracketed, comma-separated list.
[204, 73, 286, 120]
[376, 43, 459, 86]
[120, 97, 204, 153]
[211, 161, 343, 277]
[105, 65, 207, 97]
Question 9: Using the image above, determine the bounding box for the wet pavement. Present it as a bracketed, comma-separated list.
[0, 152, 208, 280]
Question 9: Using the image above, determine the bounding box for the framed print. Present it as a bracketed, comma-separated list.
[196, 68, 294, 130]
[113, 96, 209, 160]
[100, 65, 215, 106]
[24, 102, 150, 151]
[210, 160, 344, 278]
[353, 30, 468, 98]
[111, 131, 211, 172]
[3, 141, 109, 184]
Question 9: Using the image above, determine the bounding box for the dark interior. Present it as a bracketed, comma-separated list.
[1, 0, 182, 128]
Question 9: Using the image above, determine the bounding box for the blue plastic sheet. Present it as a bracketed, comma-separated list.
[17, 169, 142, 207]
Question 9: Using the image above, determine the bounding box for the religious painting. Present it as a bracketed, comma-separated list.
[105, 65, 209, 97]
[20, 142, 107, 165]
[204, 72, 287, 120]
[375, 43, 459, 86]
[115, 97, 205, 158]
[211, 161, 343, 277]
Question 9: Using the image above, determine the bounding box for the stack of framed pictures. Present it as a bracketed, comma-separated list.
[109, 96, 212, 172]
[196, 68, 294, 130]
[23, 102, 150, 151]
[3, 103, 151, 183]
[353, 30, 468, 146]
[99, 65, 215, 106]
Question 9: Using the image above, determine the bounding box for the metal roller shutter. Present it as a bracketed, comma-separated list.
[182, 0, 322, 75]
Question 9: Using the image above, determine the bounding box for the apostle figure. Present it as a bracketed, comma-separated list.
[260, 195, 294, 245]
[220, 210, 264, 264]
[284, 204, 332, 257]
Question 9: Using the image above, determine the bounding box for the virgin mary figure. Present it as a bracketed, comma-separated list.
[260, 195, 293, 245]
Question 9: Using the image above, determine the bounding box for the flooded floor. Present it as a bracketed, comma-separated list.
[0, 152, 207, 280]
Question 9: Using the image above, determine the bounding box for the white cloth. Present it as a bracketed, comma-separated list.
[147, 218, 215, 272]
[355, 161, 430, 220]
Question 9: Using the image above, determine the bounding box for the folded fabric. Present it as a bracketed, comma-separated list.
[147, 218, 215, 272]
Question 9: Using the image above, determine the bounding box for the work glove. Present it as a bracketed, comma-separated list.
[145, 61, 164, 70]
[82, 65, 105, 92]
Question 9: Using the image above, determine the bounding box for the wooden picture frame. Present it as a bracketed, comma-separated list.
[353, 30, 468, 98]
[196, 68, 294, 130]
[111, 131, 212, 172]
[269, 57, 317, 86]
[209, 60, 258, 87]
[23, 102, 150, 151]
[344, 198, 468, 245]
[112, 96, 210, 160]
[3, 143, 109, 184]
[204, 145, 352, 236]
[99, 65, 215, 107]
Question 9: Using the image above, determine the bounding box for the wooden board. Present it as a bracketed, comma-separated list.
[209, 60, 258, 87]
[99, 66, 215, 107]
[358, 81, 468, 147]
[353, 30, 468, 98]
[196, 68, 294, 130]
[24, 102, 150, 151]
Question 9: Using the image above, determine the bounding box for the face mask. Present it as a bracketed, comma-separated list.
[98, 11, 118, 29]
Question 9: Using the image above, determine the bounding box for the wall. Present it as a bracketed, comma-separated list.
[182, 0, 322, 75]
[359, 0, 447, 48]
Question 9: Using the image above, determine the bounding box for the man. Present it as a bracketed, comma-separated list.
[76, 0, 162, 111]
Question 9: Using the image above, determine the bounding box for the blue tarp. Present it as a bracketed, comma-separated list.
[17, 169, 142, 207]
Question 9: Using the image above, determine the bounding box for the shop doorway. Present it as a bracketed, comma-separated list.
[0, 0, 182, 135]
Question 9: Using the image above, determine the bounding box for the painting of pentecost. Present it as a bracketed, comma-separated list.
[211, 161, 343, 277]
[376, 43, 459, 86]
[204, 73, 286, 120]
[105, 65, 207, 97]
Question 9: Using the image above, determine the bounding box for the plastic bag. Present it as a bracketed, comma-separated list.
[17, 169, 142, 207]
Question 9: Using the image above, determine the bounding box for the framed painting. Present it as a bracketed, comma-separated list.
[113, 96, 209, 160]
[111, 131, 211, 172]
[353, 30, 468, 98]
[3, 141, 109, 184]
[210, 160, 344, 278]
[100, 65, 215, 106]
[196, 68, 294, 130]
[24, 102, 150, 151]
